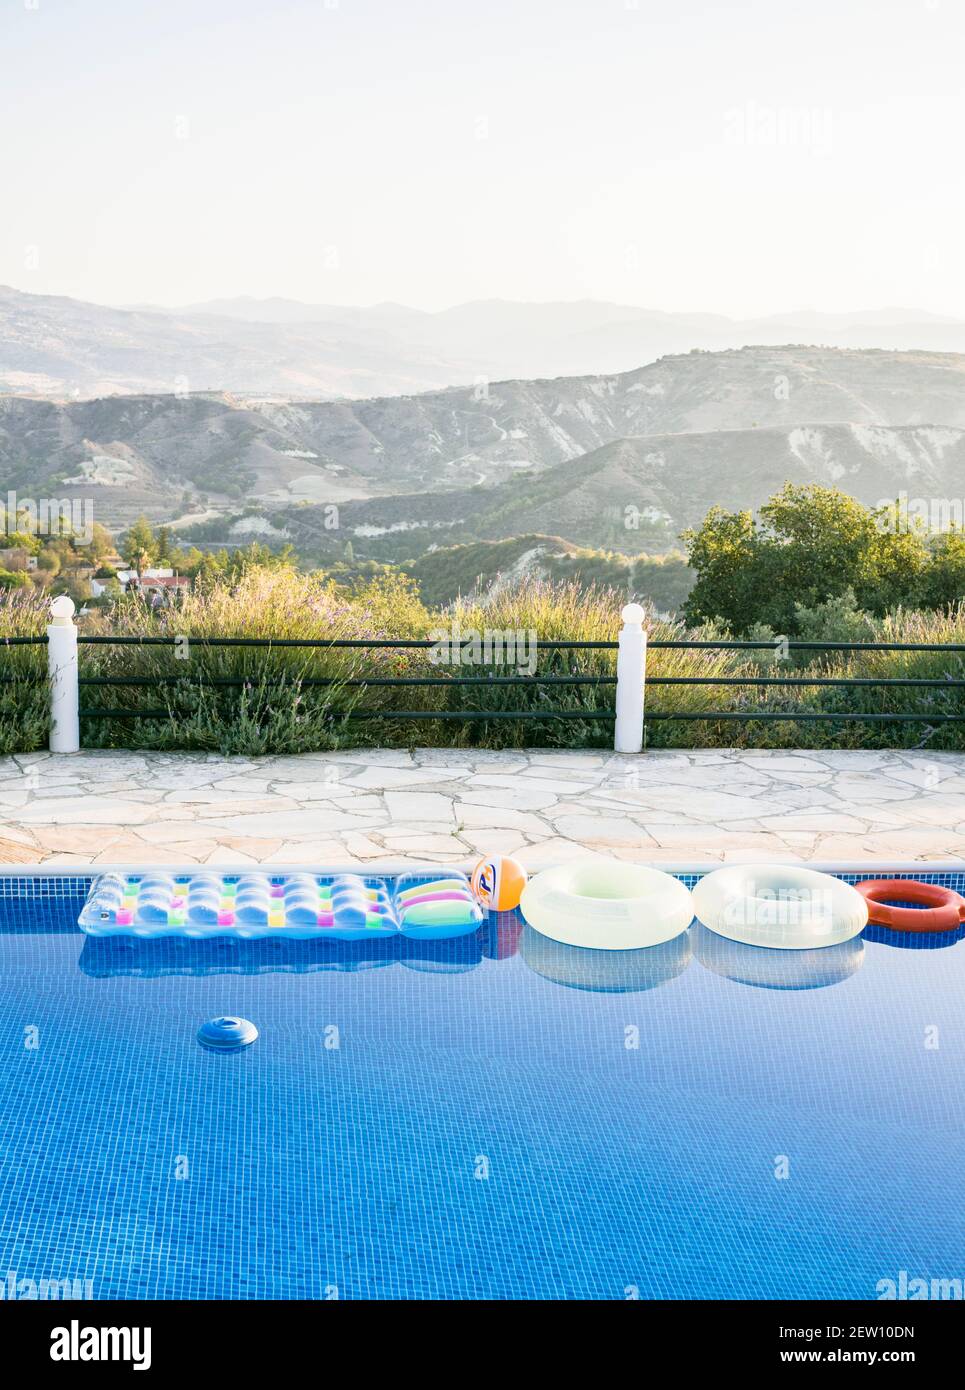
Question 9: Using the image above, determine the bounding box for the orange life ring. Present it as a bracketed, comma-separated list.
[855, 879, 965, 934]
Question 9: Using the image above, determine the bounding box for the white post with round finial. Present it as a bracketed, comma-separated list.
[47, 595, 80, 754]
[614, 603, 647, 754]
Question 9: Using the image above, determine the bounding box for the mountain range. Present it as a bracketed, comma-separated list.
[7, 283, 965, 400]
[3, 343, 964, 557]
[284, 420, 965, 562]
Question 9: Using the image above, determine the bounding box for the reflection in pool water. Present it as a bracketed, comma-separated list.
[690, 921, 865, 990]
[78, 914, 876, 994]
[77, 930, 489, 978]
[519, 922, 691, 993]
[863, 921, 965, 950]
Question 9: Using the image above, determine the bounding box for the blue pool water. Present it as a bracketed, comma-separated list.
[0, 872, 963, 1301]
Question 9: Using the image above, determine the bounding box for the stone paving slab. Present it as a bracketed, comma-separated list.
[0, 748, 963, 870]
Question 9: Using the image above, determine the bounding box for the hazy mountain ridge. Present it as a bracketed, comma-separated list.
[0, 286, 482, 401]
[8, 283, 965, 401]
[169, 295, 965, 382]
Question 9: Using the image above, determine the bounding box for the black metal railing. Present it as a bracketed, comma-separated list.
[6, 631, 961, 732]
[0, 637, 48, 693]
[58, 633, 965, 731]
[73, 635, 617, 723]
[643, 638, 964, 724]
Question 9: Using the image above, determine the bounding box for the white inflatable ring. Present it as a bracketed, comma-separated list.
[692, 864, 868, 950]
[519, 859, 694, 950]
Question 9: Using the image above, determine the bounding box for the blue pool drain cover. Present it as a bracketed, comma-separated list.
[197, 1016, 259, 1051]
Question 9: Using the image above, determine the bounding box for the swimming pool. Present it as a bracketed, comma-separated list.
[1, 870, 963, 1301]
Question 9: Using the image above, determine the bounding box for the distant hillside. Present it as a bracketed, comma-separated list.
[405, 536, 579, 605]
[141, 294, 965, 385]
[405, 535, 694, 612]
[290, 421, 965, 560]
[8, 282, 965, 401]
[0, 286, 480, 400]
[5, 344, 965, 532]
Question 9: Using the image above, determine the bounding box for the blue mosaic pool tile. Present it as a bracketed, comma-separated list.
[0, 872, 962, 1299]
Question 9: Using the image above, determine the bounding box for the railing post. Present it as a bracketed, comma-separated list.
[615, 603, 647, 753]
[47, 595, 80, 754]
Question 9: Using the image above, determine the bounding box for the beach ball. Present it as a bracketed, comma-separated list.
[471, 856, 528, 912]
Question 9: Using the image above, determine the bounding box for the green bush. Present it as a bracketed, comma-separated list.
[0, 589, 49, 754]
[0, 569, 33, 591]
[684, 482, 964, 635]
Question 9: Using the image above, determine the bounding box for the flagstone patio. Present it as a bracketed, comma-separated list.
[1, 747, 963, 870]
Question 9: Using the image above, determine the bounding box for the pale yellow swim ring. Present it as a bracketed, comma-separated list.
[519, 858, 694, 950]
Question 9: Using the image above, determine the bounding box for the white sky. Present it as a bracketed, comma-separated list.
[1, 0, 962, 317]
